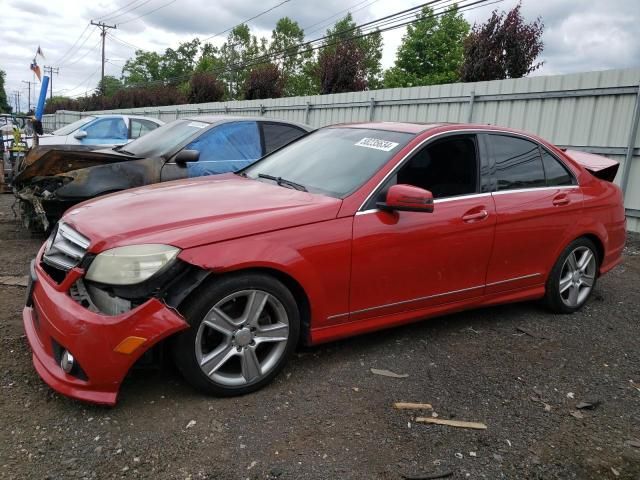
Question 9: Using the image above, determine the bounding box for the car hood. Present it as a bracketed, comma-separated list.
[14, 145, 134, 184]
[63, 174, 343, 251]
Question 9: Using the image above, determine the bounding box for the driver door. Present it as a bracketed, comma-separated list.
[160, 121, 262, 182]
[348, 134, 496, 322]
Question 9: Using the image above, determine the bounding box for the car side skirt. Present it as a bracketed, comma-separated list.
[309, 283, 546, 345]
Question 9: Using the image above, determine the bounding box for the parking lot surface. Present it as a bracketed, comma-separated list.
[0, 194, 639, 479]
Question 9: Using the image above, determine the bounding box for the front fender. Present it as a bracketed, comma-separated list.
[177, 218, 353, 329]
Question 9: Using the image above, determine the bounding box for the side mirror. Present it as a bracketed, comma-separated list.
[74, 130, 87, 140]
[175, 149, 200, 166]
[377, 184, 434, 213]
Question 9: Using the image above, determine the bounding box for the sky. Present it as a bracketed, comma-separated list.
[1, 0, 639, 111]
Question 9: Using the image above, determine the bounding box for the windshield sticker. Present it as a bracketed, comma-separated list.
[187, 121, 208, 129]
[354, 137, 400, 152]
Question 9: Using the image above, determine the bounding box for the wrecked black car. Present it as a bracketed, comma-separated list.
[14, 116, 312, 230]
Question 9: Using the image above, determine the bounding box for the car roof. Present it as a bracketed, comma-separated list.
[330, 122, 447, 134]
[184, 115, 313, 131]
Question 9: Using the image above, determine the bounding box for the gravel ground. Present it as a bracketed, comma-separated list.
[0, 193, 639, 480]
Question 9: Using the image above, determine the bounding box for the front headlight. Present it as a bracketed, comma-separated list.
[85, 244, 180, 285]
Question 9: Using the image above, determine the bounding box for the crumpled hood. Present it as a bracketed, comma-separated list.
[63, 174, 342, 251]
[14, 145, 131, 184]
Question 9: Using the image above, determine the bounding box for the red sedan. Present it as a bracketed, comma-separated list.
[23, 122, 626, 405]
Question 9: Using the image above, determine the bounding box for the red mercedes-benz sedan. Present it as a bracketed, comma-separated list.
[23, 122, 626, 405]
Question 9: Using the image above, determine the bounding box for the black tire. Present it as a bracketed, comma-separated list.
[172, 272, 300, 396]
[544, 237, 599, 314]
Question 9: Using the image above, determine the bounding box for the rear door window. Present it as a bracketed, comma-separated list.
[130, 119, 159, 139]
[490, 134, 546, 190]
[541, 150, 575, 186]
[261, 123, 307, 154]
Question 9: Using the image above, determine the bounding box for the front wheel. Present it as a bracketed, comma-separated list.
[544, 238, 599, 313]
[172, 273, 300, 396]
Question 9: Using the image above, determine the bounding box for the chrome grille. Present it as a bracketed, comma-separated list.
[42, 223, 90, 271]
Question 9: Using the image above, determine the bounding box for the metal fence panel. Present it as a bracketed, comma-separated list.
[41, 67, 640, 230]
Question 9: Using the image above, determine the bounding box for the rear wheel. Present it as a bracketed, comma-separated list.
[544, 238, 599, 313]
[172, 273, 299, 396]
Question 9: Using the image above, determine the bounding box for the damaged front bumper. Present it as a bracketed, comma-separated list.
[14, 176, 75, 232]
[23, 249, 190, 406]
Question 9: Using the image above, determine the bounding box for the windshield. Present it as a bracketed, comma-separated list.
[52, 116, 95, 135]
[122, 119, 210, 157]
[244, 128, 414, 198]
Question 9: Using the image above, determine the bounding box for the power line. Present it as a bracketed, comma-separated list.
[63, 37, 102, 68]
[96, 0, 151, 22]
[117, 0, 178, 26]
[59, 27, 99, 67]
[201, 0, 292, 43]
[55, 23, 92, 64]
[303, 0, 379, 35]
[44, 66, 60, 99]
[106, 32, 146, 51]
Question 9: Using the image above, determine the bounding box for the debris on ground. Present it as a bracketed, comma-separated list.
[515, 326, 543, 338]
[401, 470, 453, 480]
[185, 420, 196, 429]
[624, 439, 640, 449]
[415, 417, 487, 430]
[575, 400, 601, 410]
[393, 402, 433, 410]
[0, 275, 28, 287]
[370, 368, 409, 378]
[569, 411, 585, 419]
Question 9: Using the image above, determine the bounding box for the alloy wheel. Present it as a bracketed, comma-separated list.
[559, 246, 597, 308]
[194, 289, 290, 387]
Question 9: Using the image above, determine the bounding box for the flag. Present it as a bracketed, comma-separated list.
[30, 59, 41, 81]
[36, 45, 45, 59]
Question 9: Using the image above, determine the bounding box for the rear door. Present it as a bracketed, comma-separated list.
[348, 133, 496, 322]
[485, 133, 582, 294]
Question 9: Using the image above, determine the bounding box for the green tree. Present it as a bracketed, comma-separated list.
[319, 14, 383, 90]
[97, 75, 123, 96]
[268, 17, 314, 96]
[218, 25, 261, 99]
[384, 4, 469, 88]
[160, 39, 201, 85]
[0, 70, 11, 113]
[122, 50, 163, 86]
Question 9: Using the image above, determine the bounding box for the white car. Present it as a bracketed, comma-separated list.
[39, 114, 164, 147]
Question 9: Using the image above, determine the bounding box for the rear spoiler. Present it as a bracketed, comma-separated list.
[563, 149, 619, 182]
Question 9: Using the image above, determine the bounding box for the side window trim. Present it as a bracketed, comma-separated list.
[363, 132, 480, 210]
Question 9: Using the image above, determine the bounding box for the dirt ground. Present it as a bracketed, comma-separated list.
[0, 193, 639, 480]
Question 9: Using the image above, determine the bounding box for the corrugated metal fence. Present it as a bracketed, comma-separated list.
[43, 67, 640, 231]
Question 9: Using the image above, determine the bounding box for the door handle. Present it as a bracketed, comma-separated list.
[552, 195, 570, 206]
[462, 209, 488, 222]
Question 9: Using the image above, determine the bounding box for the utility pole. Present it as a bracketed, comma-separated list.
[43, 66, 59, 99]
[21, 81, 33, 111]
[90, 20, 117, 95]
[13, 91, 21, 113]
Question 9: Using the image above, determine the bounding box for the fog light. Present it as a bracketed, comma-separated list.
[60, 350, 74, 373]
